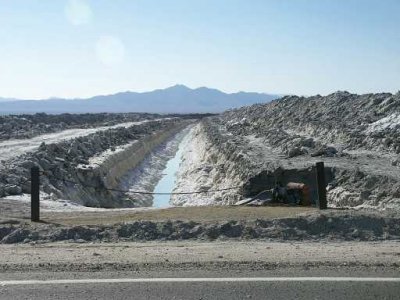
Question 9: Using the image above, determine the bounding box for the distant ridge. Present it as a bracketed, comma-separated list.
[0, 85, 279, 114]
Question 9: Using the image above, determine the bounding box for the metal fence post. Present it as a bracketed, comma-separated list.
[316, 162, 327, 210]
[31, 167, 40, 222]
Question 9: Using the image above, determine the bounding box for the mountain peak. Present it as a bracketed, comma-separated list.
[167, 84, 191, 91]
[0, 86, 280, 114]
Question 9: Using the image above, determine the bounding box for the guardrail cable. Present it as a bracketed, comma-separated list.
[40, 172, 242, 195]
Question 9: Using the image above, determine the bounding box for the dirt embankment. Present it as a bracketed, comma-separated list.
[171, 121, 255, 206]
[173, 92, 400, 209]
[0, 208, 399, 244]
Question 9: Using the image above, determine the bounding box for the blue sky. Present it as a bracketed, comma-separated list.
[0, 0, 399, 99]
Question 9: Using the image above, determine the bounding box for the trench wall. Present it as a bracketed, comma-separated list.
[174, 117, 399, 209]
[172, 119, 335, 206]
[65, 122, 190, 207]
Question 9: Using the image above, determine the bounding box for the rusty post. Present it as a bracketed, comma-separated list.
[31, 166, 40, 222]
[316, 162, 327, 209]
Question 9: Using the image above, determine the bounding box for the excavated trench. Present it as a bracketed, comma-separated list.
[0, 118, 201, 209]
[71, 121, 194, 208]
[55, 120, 334, 208]
[3, 110, 397, 210]
[152, 131, 191, 207]
[0, 116, 350, 209]
[117, 125, 193, 207]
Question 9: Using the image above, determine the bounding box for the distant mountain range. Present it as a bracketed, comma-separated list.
[0, 85, 280, 114]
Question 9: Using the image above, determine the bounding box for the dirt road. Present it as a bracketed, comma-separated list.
[1, 240, 399, 272]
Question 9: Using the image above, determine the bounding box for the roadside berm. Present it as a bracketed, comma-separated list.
[0, 205, 399, 244]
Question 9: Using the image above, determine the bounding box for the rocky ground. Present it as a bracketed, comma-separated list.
[0, 113, 164, 141]
[172, 92, 400, 210]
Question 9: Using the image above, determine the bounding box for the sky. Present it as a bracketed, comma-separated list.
[0, 0, 399, 99]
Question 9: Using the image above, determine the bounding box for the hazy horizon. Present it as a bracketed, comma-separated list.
[0, 84, 279, 101]
[1, 0, 399, 99]
[2, 83, 399, 102]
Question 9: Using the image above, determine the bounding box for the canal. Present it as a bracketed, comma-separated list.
[152, 129, 191, 208]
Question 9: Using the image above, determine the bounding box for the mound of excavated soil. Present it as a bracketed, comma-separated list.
[172, 92, 400, 209]
[0, 209, 398, 244]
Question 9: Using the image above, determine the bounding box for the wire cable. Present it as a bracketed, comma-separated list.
[42, 174, 242, 195]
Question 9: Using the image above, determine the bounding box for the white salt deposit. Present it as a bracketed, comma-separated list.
[85, 140, 138, 168]
[366, 113, 400, 133]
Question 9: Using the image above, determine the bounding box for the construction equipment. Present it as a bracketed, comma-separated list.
[237, 182, 311, 206]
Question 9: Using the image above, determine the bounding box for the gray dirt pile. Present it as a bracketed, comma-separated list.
[222, 91, 400, 155]
[173, 92, 400, 209]
[0, 210, 398, 244]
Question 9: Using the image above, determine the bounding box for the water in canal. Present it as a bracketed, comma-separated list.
[152, 132, 190, 208]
